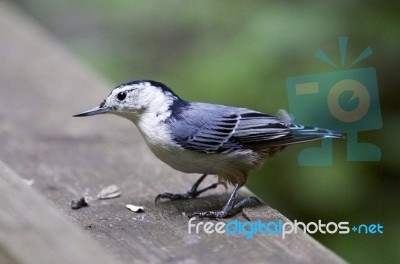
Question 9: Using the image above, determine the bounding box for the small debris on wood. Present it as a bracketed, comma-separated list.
[22, 178, 35, 186]
[126, 204, 144, 213]
[83, 195, 94, 203]
[97, 184, 121, 199]
[71, 197, 89, 210]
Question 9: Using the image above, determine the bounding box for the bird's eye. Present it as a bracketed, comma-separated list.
[117, 92, 127, 101]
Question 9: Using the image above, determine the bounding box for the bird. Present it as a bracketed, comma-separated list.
[74, 80, 344, 219]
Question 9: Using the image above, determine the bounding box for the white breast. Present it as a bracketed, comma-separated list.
[136, 112, 263, 185]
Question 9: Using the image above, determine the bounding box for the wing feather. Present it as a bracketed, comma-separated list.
[167, 103, 293, 153]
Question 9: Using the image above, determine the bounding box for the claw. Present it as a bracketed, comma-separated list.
[188, 185, 262, 220]
[155, 174, 225, 204]
[241, 211, 251, 221]
[155, 192, 189, 204]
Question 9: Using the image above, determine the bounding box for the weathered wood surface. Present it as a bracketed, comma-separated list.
[0, 1, 345, 263]
[0, 160, 121, 264]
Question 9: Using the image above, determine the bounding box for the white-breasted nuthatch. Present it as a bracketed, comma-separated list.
[74, 80, 344, 219]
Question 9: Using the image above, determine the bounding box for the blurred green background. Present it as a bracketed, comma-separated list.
[13, 1, 399, 263]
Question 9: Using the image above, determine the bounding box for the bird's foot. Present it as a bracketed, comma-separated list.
[189, 187, 261, 220]
[155, 174, 226, 203]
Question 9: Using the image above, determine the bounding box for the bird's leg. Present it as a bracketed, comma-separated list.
[189, 184, 261, 219]
[155, 174, 226, 203]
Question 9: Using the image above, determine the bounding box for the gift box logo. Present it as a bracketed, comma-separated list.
[286, 37, 382, 166]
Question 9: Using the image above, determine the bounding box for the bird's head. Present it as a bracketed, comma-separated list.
[73, 80, 182, 122]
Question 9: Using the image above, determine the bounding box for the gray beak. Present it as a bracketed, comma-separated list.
[73, 105, 109, 117]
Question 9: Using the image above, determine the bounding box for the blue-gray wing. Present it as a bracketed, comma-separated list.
[166, 102, 292, 153]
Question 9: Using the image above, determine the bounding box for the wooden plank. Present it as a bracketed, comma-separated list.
[0, 160, 121, 264]
[0, 1, 345, 263]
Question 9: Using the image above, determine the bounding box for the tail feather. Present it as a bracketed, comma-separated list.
[271, 109, 344, 147]
[264, 124, 344, 147]
[290, 124, 344, 139]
